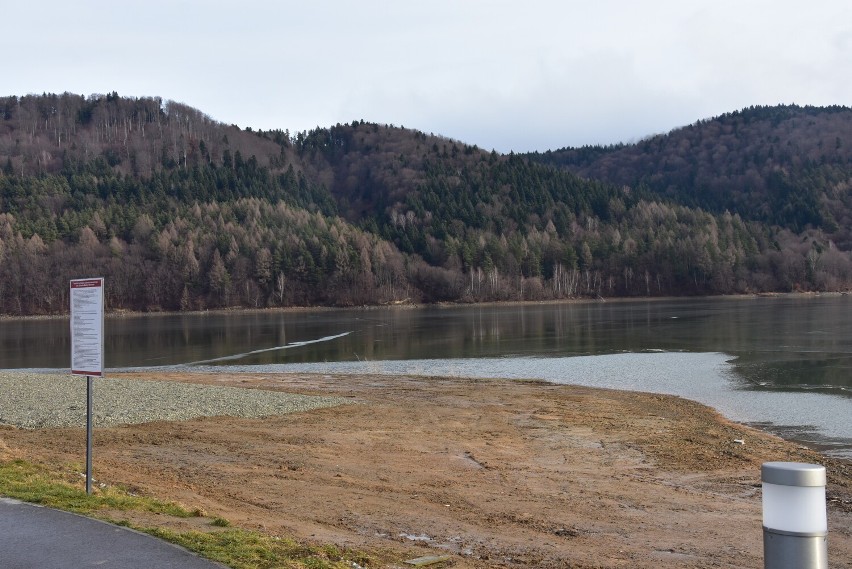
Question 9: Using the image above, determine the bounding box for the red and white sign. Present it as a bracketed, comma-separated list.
[70, 278, 104, 376]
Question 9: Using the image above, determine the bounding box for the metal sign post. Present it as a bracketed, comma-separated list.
[70, 278, 104, 495]
[86, 375, 93, 494]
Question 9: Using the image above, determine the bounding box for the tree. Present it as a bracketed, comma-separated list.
[255, 247, 272, 288]
[274, 272, 287, 306]
[208, 249, 230, 306]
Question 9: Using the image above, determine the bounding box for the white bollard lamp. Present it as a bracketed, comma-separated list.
[762, 462, 828, 569]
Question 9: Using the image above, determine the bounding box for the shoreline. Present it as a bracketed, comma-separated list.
[4, 353, 851, 462]
[1, 290, 848, 322]
[165, 352, 852, 462]
[1, 370, 850, 568]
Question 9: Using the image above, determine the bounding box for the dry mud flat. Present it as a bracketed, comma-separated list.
[2, 371, 851, 568]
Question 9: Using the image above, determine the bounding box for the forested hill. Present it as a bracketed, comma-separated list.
[1, 93, 851, 316]
[528, 105, 852, 246]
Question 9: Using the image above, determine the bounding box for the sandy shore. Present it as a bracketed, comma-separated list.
[1, 371, 850, 568]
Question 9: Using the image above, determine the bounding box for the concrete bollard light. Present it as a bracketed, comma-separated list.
[762, 462, 828, 569]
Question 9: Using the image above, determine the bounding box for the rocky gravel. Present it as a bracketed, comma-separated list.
[0, 371, 349, 429]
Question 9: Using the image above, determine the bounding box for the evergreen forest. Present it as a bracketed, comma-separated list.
[1, 93, 851, 315]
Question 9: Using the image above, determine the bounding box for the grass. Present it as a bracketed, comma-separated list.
[144, 528, 369, 569]
[0, 458, 375, 569]
[0, 459, 192, 516]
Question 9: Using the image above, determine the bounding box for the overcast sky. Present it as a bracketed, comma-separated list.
[3, 1, 851, 152]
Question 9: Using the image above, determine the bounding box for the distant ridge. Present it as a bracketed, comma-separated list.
[528, 104, 852, 244]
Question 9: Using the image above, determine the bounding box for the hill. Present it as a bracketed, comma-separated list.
[1, 94, 851, 315]
[529, 105, 852, 245]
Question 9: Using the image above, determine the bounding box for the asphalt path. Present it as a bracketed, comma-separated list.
[0, 497, 227, 568]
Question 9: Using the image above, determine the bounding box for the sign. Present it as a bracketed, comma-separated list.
[70, 278, 104, 377]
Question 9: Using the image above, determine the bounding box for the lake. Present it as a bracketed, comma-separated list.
[1, 295, 851, 457]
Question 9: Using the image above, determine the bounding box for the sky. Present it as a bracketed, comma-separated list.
[3, 0, 851, 153]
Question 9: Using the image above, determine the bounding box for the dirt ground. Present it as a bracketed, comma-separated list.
[2, 372, 850, 568]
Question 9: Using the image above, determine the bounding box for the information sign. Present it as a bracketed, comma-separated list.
[70, 278, 104, 377]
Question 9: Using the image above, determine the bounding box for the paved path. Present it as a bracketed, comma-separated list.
[0, 498, 227, 568]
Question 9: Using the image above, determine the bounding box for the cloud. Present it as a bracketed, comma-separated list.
[3, 1, 851, 152]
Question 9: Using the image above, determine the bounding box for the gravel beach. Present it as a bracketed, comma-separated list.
[2, 370, 850, 567]
[0, 371, 349, 428]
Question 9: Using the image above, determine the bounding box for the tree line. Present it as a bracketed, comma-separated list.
[2, 180, 848, 315]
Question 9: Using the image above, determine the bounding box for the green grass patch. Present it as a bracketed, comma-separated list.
[0, 459, 194, 516]
[144, 527, 364, 569]
[210, 516, 231, 527]
[0, 458, 378, 569]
